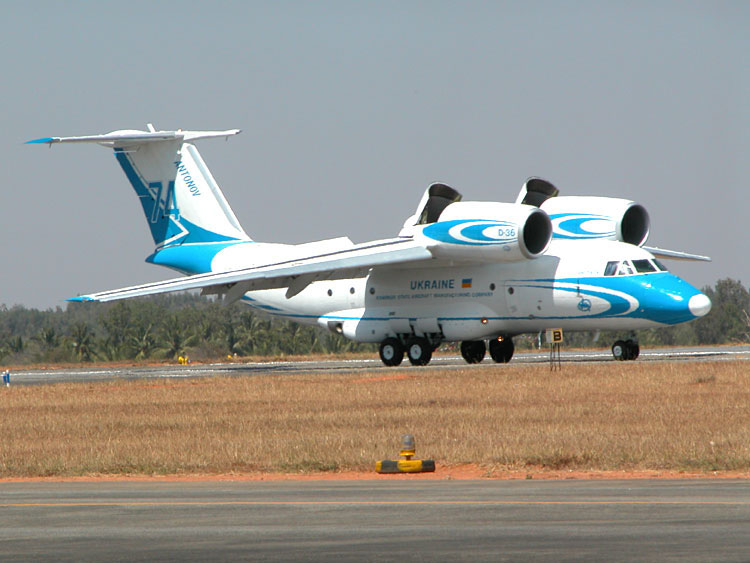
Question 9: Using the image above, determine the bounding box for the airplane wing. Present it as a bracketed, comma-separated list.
[643, 246, 711, 262]
[69, 238, 433, 303]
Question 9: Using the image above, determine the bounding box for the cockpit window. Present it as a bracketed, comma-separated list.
[633, 259, 657, 273]
[618, 261, 635, 275]
[604, 261, 619, 276]
[604, 259, 668, 276]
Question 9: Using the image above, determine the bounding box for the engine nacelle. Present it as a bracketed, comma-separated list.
[540, 196, 650, 246]
[415, 201, 552, 261]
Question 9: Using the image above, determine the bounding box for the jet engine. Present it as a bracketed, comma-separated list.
[416, 201, 552, 262]
[540, 196, 650, 246]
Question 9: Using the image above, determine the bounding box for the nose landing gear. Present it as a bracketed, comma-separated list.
[612, 339, 640, 361]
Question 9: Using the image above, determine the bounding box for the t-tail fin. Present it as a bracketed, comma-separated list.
[28, 126, 251, 273]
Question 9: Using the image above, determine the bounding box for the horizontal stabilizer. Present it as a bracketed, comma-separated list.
[26, 128, 240, 147]
[644, 246, 711, 262]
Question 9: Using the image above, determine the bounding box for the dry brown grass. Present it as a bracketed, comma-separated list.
[0, 361, 748, 477]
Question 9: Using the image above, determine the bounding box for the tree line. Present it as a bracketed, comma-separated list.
[0, 279, 747, 365]
[0, 293, 375, 365]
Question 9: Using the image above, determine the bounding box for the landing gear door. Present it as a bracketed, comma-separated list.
[414, 317, 440, 336]
[389, 318, 411, 334]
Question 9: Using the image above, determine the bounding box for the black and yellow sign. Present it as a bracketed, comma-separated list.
[546, 328, 564, 343]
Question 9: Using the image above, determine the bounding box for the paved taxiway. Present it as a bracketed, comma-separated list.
[1, 479, 749, 561]
[6, 345, 749, 386]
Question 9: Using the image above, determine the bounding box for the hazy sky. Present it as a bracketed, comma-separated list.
[2, 1, 747, 309]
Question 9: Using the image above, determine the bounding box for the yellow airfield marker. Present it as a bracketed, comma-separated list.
[376, 434, 436, 474]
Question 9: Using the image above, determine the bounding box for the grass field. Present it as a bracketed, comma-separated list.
[0, 361, 748, 477]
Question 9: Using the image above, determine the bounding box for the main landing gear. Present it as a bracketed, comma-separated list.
[488, 336, 514, 363]
[379, 338, 404, 367]
[459, 337, 514, 364]
[405, 336, 433, 366]
[459, 338, 514, 364]
[379, 335, 516, 367]
[460, 341, 486, 363]
[612, 339, 640, 361]
[378, 336, 437, 366]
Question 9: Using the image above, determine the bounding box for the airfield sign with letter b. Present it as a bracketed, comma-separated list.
[546, 328, 563, 370]
[546, 328, 563, 344]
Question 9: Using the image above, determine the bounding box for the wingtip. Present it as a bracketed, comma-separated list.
[67, 296, 96, 303]
[25, 137, 56, 145]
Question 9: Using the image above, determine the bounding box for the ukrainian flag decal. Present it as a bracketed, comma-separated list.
[462, 278, 472, 288]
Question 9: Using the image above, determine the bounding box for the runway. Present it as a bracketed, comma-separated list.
[2, 346, 750, 385]
[6, 345, 750, 386]
[1, 479, 748, 561]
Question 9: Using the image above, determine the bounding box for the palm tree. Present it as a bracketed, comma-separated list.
[69, 322, 95, 362]
[33, 326, 59, 351]
[128, 323, 155, 360]
[101, 302, 132, 360]
[157, 314, 197, 359]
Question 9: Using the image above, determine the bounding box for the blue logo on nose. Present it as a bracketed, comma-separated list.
[577, 298, 592, 312]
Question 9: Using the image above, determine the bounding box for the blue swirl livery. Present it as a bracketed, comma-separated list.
[422, 220, 517, 246]
[549, 213, 615, 240]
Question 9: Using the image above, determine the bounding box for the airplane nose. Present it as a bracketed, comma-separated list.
[689, 293, 712, 317]
[638, 274, 712, 325]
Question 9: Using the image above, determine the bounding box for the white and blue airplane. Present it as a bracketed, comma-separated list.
[29, 126, 712, 365]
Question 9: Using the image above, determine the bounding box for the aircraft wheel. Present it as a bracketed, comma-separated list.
[612, 340, 627, 361]
[460, 340, 486, 364]
[406, 337, 432, 366]
[626, 339, 640, 360]
[379, 338, 404, 367]
[489, 337, 514, 363]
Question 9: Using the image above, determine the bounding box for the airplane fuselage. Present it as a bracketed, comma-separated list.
[240, 239, 709, 342]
